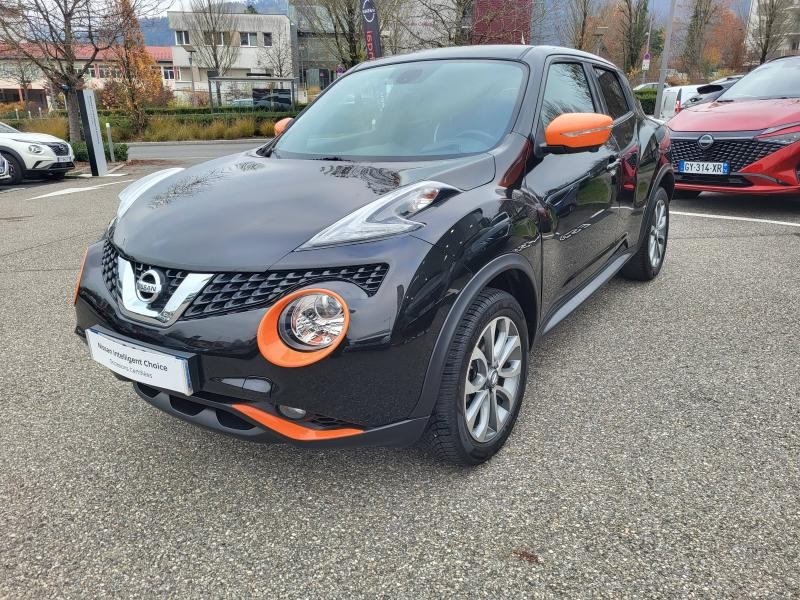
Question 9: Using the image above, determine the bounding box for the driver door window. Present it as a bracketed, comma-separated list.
[540, 63, 596, 128]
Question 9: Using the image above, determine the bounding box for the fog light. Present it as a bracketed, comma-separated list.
[278, 405, 307, 420]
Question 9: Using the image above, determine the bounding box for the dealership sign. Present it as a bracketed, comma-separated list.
[361, 0, 382, 60]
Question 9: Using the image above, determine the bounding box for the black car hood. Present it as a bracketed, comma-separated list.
[113, 150, 495, 271]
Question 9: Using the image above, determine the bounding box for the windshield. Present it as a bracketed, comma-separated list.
[720, 60, 800, 101]
[274, 60, 526, 160]
[0, 122, 19, 133]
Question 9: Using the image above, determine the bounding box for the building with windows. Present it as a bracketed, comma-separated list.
[0, 46, 176, 109]
[167, 10, 297, 104]
[746, 0, 800, 59]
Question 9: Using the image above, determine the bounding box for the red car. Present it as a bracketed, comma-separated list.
[669, 56, 800, 197]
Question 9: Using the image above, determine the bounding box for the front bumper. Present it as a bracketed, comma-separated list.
[75, 235, 460, 447]
[672, 134, 800, 195]
[26, 159, 75, 175]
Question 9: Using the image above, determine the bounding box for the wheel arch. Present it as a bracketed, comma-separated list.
[0, 145, 25, 167]
[408, 253, 539, 420]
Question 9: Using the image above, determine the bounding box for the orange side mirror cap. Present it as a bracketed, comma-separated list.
[274, 117, 294, 136]
[544, 113, 613, 152]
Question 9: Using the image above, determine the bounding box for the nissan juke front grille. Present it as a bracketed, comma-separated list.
[671, 138, 783, 173]
[100, 240, 389, 320]
[183, 264, 389, 319]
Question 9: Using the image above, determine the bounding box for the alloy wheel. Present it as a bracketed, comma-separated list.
[463, 316, 522, 443]
[648, 197, 667, 269]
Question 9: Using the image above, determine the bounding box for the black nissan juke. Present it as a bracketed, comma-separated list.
[74, 46, 673, 465]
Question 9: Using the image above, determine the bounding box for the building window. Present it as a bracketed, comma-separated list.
[240, 32, 257, 46]
[203, 31, 231, 45]
[162, 66, 176, 80]
[263, 32, 272, 46]
[97, 64, 120, 78]
[175, 30, 190, 45]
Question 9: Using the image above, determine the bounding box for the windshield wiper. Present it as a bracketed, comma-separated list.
[312, 156, 348, 161]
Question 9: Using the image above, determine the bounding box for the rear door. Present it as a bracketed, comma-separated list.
[525, 60, 621, 316]
[592, 66, 640, 227]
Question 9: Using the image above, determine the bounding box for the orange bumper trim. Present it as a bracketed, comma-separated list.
[232, 403, 363, 441]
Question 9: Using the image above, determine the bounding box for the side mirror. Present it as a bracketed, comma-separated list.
[543, 112, 613, 154]
[274, 117, 294, 136]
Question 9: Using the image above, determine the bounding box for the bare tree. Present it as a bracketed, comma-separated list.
[293, 0, 363, 68]
[617, 0, 650, 73]
[748, 0, 795, 64]
[183, 0, 240, 103]
[561, 0, 595, 50]
[400, 0, 539, 49]
[681, 0, 722, 80]
[258, 28, 293, 77]
[0, 0, 159, 141]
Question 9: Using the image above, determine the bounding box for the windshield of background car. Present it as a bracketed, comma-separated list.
[0, 123, 18, 133]
[273, 60, 526, 160]
[720, 60, 800, 100]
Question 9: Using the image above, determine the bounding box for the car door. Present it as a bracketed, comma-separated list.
[592, 65, 640, 223]
[524, 61, 621, 316]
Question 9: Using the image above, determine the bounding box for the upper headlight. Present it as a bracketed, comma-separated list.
[28, 144, 43, 154]
[117, 167, 184, 219]
[760, 131, 800, 146]
[298, 181, 459, 249]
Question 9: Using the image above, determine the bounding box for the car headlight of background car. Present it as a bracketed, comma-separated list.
[298, 181, 460, 249]
[760, 131, 800, 145]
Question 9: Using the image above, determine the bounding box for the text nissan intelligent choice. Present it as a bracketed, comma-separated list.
[74, 46, 673, 465]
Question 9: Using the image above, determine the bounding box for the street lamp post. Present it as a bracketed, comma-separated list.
[655, 0, 678, 119]
[185, 44, 197, 106]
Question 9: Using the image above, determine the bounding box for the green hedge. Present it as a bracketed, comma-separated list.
[72, 141, 128, 162]
[29, 106, 302, 118]
[634, 89, 658, 115]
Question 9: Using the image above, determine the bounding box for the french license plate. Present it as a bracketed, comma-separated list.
[86, 328, 194, 395]
[678, 160, 730, 175]
[56, 156, 72, 163]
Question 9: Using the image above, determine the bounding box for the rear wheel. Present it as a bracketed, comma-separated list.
[1, 153, 23, 184]
[421, 288, 528, 465]
[621, 186, 669, 281]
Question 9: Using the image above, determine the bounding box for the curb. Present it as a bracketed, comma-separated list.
[127, 138, 272, 147]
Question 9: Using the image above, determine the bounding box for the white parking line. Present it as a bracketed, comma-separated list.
[672, 210, 800, 228]
[29, 179, 134, 200]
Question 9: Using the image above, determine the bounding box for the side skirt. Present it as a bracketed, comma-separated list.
[540, 249, 633, 335]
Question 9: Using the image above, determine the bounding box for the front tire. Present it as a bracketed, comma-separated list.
[421, 288, 528, 465]
[620, 186, 669, 281]
[1, 153, 23, 184]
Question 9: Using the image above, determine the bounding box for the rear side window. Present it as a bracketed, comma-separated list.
[541, 63, 596, 128]
[594, 68, 630, 119]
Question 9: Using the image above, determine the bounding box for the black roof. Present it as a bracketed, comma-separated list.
[353, 45, 616, 71]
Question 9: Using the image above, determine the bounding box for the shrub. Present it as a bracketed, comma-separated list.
[634, 89, 658, 115]
[72, 141, 129, 162]
[258, 119, 275, 137]
[20, 117, 69, 140]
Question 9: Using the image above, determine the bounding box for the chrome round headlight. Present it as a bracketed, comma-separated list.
[278, 292, 346, 350]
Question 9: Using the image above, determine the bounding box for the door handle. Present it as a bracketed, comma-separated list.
[606, 155, 621, 172]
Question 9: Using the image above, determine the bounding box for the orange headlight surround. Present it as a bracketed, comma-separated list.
[257, 288, 350, 368]
[73, 247, 88, 305]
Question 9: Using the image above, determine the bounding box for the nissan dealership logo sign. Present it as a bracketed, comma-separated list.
[362, 0, 377, 23]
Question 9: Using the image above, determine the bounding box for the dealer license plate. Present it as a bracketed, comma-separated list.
[678, 160, 730, 175]
[86, 328, 193, 395]
[56, 156, 72, 163]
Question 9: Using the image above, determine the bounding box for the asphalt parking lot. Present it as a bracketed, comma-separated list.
[1, 151, 798, 598]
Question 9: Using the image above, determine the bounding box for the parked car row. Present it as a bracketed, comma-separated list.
[0, 121, 75, 184]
